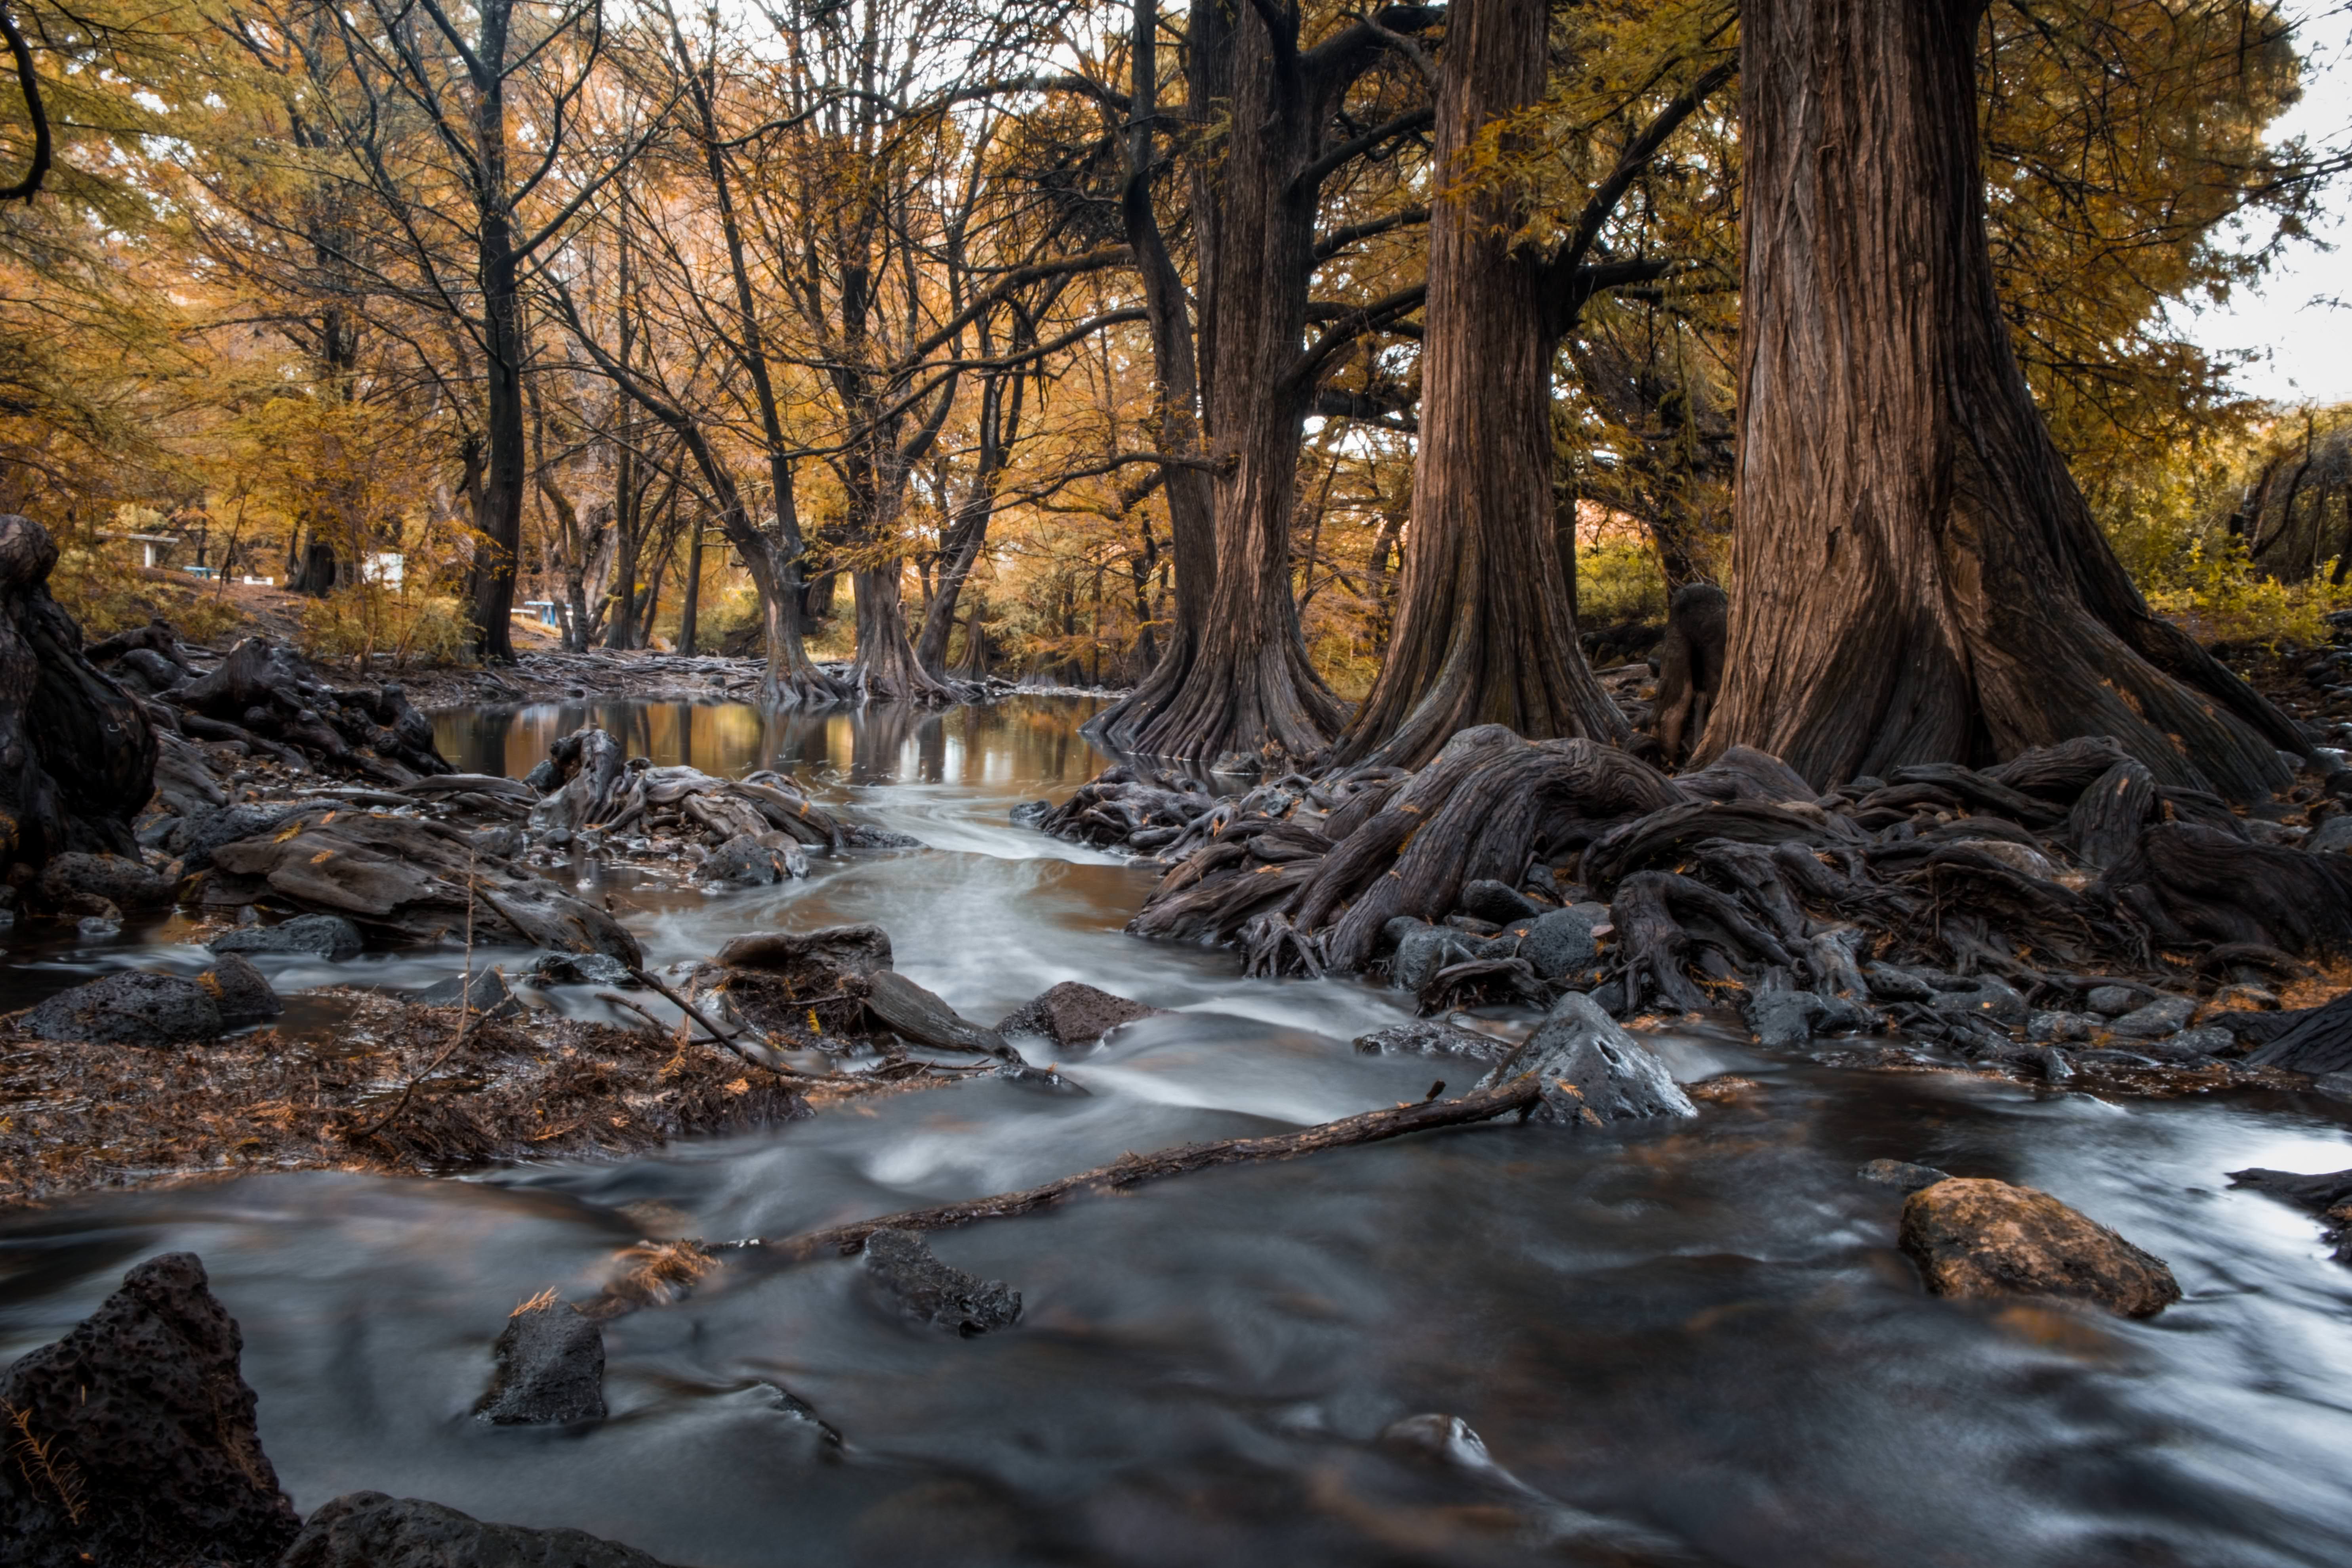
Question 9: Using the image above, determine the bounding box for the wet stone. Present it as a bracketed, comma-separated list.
[205, 953, 283, 1028]
[1858, 1158, 1951, 1192]
[2084, 985, 2139, 1017]
[413, 968, 521, 1020]
[2027, 1010, 2099, 1043]
[1518, 907, 1601, 980]
[996, 981, 1162, 1051]
[473, 1302, 606, 1425]
[2108, 995, 2196, 1037]
[1458, 878, 1540, 925]
[39, 850, 175, 912]
[1009, 799, 1052, 829]
[209, 911, 365, 961]
[19, 968, 225, 1046]
[1478, 993, 1697, 1127]
[862, 1228, 1023, 1336]
[1899, 1177, 2181, 1318]
[524, 950, 635, 989]
[0, 1251, 300, 1568]
[282, 1492, 667, 1568]
[1389, 926, 1476, 992]
[1352, 1018, 1515, 1063]
[2139, 1025, 2234, 1061]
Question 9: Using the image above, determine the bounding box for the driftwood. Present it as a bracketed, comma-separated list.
[748, 1077, 1545, 1263]
[202, 805, 641, 960]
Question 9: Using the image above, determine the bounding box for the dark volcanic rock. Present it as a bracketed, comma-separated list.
[1476, 993, 1697, 1126]
[473, 1301, 606, 1425]
[863, 1228, 1023, 1336]
[0, 1251, 300, 1568]
[19, 967, 225, 1045]
[1518, 907, 1601, 980]
[1457, 878, 1540, 924]
[205, 953, 282, 1027]
[1898, 1177, 2181, 1317]
[996, 981, 1162, 1050]
[38, 850, 175, 912]
[1009, 799, 1052, 829]
[1352, 1018, 1516, 1063]
[282, 1491, 669, 1568]
[209, 911, 365, 961]
[413, 967, 521, 1021]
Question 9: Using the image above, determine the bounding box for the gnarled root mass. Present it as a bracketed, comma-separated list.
[1041, 724, 2352, 1079]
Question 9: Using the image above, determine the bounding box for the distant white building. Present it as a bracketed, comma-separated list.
[361, 551, 404, 589]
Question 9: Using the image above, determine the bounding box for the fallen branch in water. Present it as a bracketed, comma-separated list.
[581, 1074, 1542, 1317]
[776, 1075, 1540, 1259]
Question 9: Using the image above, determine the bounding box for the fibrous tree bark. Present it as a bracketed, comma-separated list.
[0, 516, 156, 873]
[1330, 0, 1626, 770]
[1083, 0, 1220, 751]
[1705, 0, 2306, 798]
[1112, 0, 1396, 768]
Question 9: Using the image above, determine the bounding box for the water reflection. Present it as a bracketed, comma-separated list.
[435, 697, 1111, 792]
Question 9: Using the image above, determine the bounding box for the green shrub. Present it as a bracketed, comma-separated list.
[297, 583, 474, 670]
[1576, 541, 1670, 624]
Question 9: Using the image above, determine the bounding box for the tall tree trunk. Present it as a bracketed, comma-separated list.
[678, 516, 703, 656]
[1085, 0, 1219, 749]
[1124, 0, 1346, 768]
[465, 11, 523, 665]
[606, 231, 641, 650]
[1331, 0, 1624, 769]
[1706, 0, 2303, 798]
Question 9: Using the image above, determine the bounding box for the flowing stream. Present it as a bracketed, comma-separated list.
[4, 697, 2352, 1566]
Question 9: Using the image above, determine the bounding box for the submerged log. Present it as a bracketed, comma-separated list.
[751, 1075, 1548, 1263]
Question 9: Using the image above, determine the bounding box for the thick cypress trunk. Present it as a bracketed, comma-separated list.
[1123, 0, 1346, 768]
[1330, 0, 1624, 770]
[1085, 0, 1220, 751]
[1707, 0, 2304, 799]
[847, 563, 950, 703]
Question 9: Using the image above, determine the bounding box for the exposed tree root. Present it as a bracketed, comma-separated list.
[1035, 723, 2352, 1075]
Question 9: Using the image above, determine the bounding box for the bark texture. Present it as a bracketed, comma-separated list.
[1707, 0, 2304, 799]
[1331, 0, 1624, 770]
[0, 515, 156, 873]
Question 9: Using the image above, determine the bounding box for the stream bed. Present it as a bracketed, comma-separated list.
[4, 697, 2352, 1566]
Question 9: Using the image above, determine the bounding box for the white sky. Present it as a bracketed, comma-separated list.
[2173, 8, 2352, 407]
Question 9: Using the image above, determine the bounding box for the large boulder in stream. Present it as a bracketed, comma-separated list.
[16, 955, 281, 1046]
[0, 1251, 301, 1568]
[1899, 1177, 2181, 1317]
[283, 1492, 671, 1568]
[1476, 993, 1697, 1127]
[36, 850, 175, 912]
[205, 805, 640, 963]
[997, 981, 1164, 1051]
